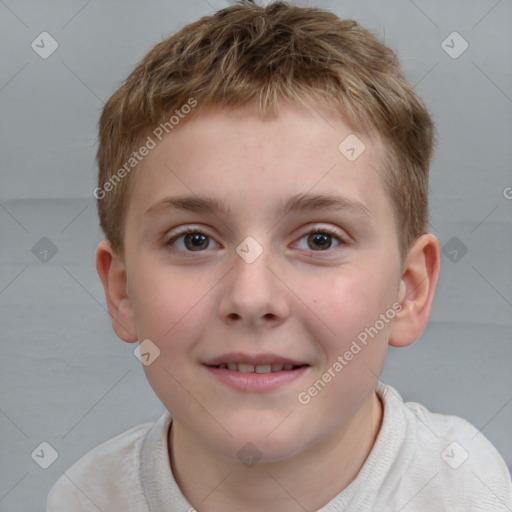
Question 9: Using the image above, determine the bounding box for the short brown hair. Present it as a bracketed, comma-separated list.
[96, 0, 435, 264]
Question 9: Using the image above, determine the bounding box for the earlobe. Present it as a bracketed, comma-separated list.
[95, 240, 138, 343]
[388, 233, 440, 348]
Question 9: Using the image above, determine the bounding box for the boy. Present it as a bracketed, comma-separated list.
[47, 1, 512, 510]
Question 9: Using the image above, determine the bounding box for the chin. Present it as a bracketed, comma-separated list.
[216, 421, 315, 465]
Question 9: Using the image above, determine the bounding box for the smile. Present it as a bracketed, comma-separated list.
[203, 363, 309, 392]
[208, 363, 305, 373]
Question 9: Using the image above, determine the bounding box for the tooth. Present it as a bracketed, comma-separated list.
[218, 363, 228, 369]
[255, 364, 271, 373]
[271, 363, 284, 372]
[283, 364, 294, 371]
[227, 363, 238, 371]
[238, 363, 254, 373]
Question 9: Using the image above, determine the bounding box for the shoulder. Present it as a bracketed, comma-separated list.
[46, 415, 167, 511]
[405, 395, 507, 472]
[383, 384, 512, 510]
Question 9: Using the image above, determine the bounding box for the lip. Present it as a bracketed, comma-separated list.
[203, 352, 308, 367]
[203, 365, 310, 393]
[202, 352, 311, 392]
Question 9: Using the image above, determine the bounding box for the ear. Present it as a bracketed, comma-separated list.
[95, 239, 138, 343]
[388, 233, 440, 348]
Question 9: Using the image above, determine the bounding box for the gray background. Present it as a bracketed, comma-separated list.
[1, 0, 511, 510]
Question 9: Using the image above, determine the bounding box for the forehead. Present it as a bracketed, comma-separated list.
[127, 101, 392, 226]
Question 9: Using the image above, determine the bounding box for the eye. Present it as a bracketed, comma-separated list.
[294, 226, 347, 252]
[164, 225, 348, 255]
[165, 227, 220, 253]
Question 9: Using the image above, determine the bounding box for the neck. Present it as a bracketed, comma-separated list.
[169, 391, 383, 512]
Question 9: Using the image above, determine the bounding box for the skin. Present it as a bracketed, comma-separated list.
[96, 100, 440, 511]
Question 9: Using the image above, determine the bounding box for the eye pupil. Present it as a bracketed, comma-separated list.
[308, 232, 331, 250]
[185, 233, 208, 250]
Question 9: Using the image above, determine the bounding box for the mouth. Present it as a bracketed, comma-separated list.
[205, 362, 307, 373]
[202, 353, 310, 392]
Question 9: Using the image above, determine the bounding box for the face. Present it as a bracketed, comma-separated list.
[121, 101, 403, 462]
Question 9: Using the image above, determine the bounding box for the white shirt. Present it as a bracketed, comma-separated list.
[46, 382, 512, 511]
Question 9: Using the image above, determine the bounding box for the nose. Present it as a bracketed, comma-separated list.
[217, 241, 290, 329]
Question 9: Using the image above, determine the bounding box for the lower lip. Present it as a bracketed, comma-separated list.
[203, 365, 309, 392]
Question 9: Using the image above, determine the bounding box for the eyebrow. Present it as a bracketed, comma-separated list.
[144, 192, 373, 219]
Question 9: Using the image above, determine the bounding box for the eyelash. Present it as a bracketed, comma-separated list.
[164, 225, 348, 256]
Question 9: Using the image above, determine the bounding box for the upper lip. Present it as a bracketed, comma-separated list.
[203, 352, 309, 367]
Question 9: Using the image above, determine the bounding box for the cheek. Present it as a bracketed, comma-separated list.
[295, 273, 392, 430]
[130, 266, 205, 339]
[310, 270, 395, 362]
[133, 270, 211, 413]
[130, 267, 217, 392]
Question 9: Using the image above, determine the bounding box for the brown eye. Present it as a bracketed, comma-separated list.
[307, 232, 333, 250]
[166, 228, 220, 253]
[183, 232, 209, 251]
[295, 226, 346, 252]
